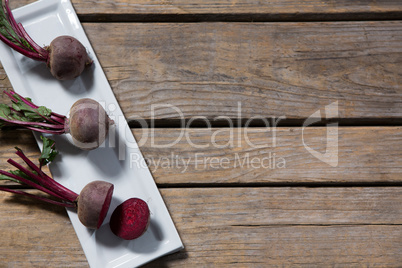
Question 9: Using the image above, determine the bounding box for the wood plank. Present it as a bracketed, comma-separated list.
[8, 0, 402, 21]
[150, 225, 402, 267]
[0, 130, 38, 162]
[157, 187, 402, 266]
[1, 127, 401, 185]
[0, 130, 46, 183]
[1, 22, 401, 122]
[0, 187, 401, 266]
[133, 127, 402, 184]
[90, 22, 402, 122]
[0, 191, 88, 267]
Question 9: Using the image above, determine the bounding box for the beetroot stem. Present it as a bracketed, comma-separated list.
[4, 0, 23, 36]
[1, 115, 65, 129]
[17, 23, 48, 57]
[2, 90, 67, 133]
[15, 149, 47, 178]
[6, 90, 66, 120]
[2, 0, 47, 61]
[4, 90, 34, 107]
[49, 115, 66, 124]
[0, 187, 75, 208]
[8, 104, 64, 127]
[14, 149, 78, 202]
[0, 169, 67, 201]
[13, 149, 78, 202]
[23, 126, 66, 135]
[4, 27, 29, 50]
[0, 34, 45, 61]
[7, 158, 78, 203]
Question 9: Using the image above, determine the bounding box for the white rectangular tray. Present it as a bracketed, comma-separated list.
[0, 0, 183, 267]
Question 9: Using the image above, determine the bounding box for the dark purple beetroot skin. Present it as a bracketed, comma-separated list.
[0, 1, 92, 81]
[110, 198, 150, 240]
[47, 35, 92, 80]
[77, 180, 114, 229]
[0, 91, 113, 151]
[67, 98, 112, 150]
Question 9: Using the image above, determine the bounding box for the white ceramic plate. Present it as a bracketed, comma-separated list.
[0, 0, 183, 267]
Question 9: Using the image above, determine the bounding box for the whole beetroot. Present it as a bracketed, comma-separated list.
[0, 0, 92, 80]
[0, 90, 113, 150]
[67, 98, 112, 150]
[47, 36, 92, 80]
[110, 198, 151, 240]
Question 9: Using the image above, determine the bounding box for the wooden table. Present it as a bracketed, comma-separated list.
[1, 0, 402, 267]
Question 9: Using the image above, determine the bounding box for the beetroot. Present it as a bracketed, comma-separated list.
[110, 198, 150, 240]
[77, 181, 114, 229]
[0, 139, 114, 229]
[0, 0, 92, 80]
[0, 90, 113, 150]
[67, 98, 111, 150]
[47, 36, 92, 80]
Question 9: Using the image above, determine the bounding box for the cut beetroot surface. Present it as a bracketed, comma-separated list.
[110, 198, 151, 240]
[97, 184, 115, 229]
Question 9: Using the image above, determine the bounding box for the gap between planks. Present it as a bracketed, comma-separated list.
[77, 12, 402, 23]
[127, 118, 402, 128]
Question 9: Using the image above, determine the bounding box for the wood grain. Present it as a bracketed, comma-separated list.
[134, 127, 402, 184]
[1, 127, 401, 185]
[0, 191, 87, 268]
[0, 130, 50, 185]
[88, 22, 402, 122]
[8, 0, 402, 21]
[1, 22, 401, 122]
[151, 225, 402, 267]
[0, 187, 401, 267]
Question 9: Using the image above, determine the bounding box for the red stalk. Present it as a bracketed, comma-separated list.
[1, 90, 67, 134]
[0, 187, 75, 208]
[23, 127, 66, 135]
[4, 27, 29, 50]
[49, 115, 66, 124]
[2, 0, 48, 61]
[0, 34, 46, 61]
[7, 159, 78, 203]
[0, 116, 65, 129]
[17, 22, 49, 57]
[15, 149, 49, 179]
[4, 0, 23, 36]
[0, 143, 79, 210]
[6, 90, 66, 120]
[4, 90, 36, 107]
[14, 149, 79, 202]
[9, 105, 65, 127]
[0, 169, 67, 201]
